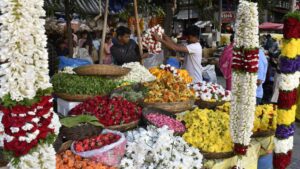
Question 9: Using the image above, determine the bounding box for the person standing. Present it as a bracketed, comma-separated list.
[219, 34, 234, 90]
[256, 48, 269, 105]
[153, 26, 203, 82]
[110, 26, 141, 65]
[103, 34, 113, 64]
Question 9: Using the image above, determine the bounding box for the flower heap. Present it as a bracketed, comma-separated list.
[188, 81, 231, 102]
[0, 0, 61, 168]
[230, 0, 259, 156]
[120, 126, 203, 169]
[142, 25, 164, 54]
[117, 62, 156, 83]
[273, 12, 300, 169]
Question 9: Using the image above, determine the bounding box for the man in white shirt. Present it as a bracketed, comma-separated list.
[153, 26, 203, 82]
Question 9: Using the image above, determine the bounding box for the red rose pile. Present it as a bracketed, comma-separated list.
[74, 133, 121, 152]
[69, 96, 142, 126]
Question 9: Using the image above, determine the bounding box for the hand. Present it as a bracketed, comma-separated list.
[257, 80, 263, 86]
[152, 33, 162, 42]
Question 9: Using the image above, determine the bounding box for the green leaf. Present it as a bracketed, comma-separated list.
[60, 115, 104, 128]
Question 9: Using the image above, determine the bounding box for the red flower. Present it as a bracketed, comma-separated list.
[234, 143, 248, 155]
[273, 151, 292, 169]
[278, 89, 297, 109]
[283, 18, 300, 39]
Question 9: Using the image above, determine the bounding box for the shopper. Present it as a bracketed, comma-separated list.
[103, 34, 113, 64]
[256, 48, 268, 105]
[219, 34, 234, 91]
[153, 25, 203, 82]
[78, 30, 89, 48]
[110, 26, 141, 65]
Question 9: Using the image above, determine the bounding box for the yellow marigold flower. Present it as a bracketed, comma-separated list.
[277, 105, 297, 125]
[281, 39, 300, 59]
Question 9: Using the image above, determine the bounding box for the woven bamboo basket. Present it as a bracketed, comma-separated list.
[142, 107, 185, 135]
[106, 120, 140, 132]
[142, 100, 195, 113]
[74, 64, 131, 76]
[60, 123, 103, 141]
[201, 150, 235, 159]
[54, 93, 96, 102]
[251, 130, 275, 138]
[195, 99, 226, 109]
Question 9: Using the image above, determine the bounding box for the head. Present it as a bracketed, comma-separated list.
[266, 34, 271, 39]
[81, 30, 88, 39]
[183, 26, 200, 44]
[105, 34, 112, 44]
[116, 26, 131, 44]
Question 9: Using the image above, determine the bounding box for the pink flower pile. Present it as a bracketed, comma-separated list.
[145, 113, 185, 133]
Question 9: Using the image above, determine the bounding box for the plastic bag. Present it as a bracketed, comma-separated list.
[143, 52, 164, 69]
[71, 129, 126, 167]
[58, 56, 91, 70]
[202, 65, 217, 83]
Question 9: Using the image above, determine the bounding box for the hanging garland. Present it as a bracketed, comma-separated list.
[0, 0, 61, 168]
[230, 0, 259, 157]
[274, 11, 300, 169]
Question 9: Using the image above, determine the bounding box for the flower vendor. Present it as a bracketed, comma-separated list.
[256, 48, 268, 105]
[153, 26, 203, 83]
[111, 26, 142, 65]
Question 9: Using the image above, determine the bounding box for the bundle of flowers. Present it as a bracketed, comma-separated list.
[52, 73, 119, 96]
[56, 150, 116, 169]
[253, 104, 277, 133]
[274, 11, 300, 169]
[230, 0, 259, 157]
[58, 66, 76, 74]
[188, 81, 231, 102]
[0, 0, 61, 168]
[116, 62, 156, 83]
[120, 126, 203, 169]
[145, 113, 186, 134]
[143, 74, 194, 103]
[149, 64, 193, 84]
[69, 96, 142, 127]
[142, 25, 164, 54]
[183, 108, 233, 153]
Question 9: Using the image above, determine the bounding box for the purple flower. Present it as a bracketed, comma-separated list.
[275, 123, 296, 139]
[280, 56, 300, 73]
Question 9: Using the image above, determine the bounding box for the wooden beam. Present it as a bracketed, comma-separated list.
[64, 0, 73, 57]
[99, 0, 109, 64]
[133, 0, 143, 60]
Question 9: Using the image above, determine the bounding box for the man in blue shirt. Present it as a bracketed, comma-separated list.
[256, 49, 268, 105]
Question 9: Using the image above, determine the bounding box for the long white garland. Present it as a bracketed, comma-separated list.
[0, 0, 51, 101]
[230, 0, 259, 147]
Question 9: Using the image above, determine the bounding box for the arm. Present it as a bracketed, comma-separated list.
[154, 34, 189, 53]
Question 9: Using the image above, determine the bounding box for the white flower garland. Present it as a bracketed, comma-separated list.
[121, 126, 203, 169]
[117, 62, 156, 83]
[234, 0, 259, 48]
[0, 0, 51, 101]
[142, 25, 164, 54]
[274, 136, 294, 154]
[278, 73, 300, 91]
[230, 72, 257, 145]
[7, 143, 56, 169]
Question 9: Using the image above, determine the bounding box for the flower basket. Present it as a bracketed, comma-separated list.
[71, 129, 126, 167]
[0, 148, 8, 167]
[60, 123, 103, 141]
[201, 150, 235, 160]
[105, 120, 140, 132]
[54, 93, 97, 102]
[195, 99, 226, 109]
[74, 64, 131, 76]
[142, 100, 195, 113]
[142, 107, 185, 135]
[251, 130, 275, 138]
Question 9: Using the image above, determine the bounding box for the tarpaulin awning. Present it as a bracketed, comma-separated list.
[175, 9, 199, 20]
[44, 0, 130, 15]
[259, 22, 283, 30]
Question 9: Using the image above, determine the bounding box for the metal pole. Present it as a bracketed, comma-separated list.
[100, 0, 109, 64]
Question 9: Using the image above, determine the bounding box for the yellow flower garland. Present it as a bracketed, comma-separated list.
[297, 85, 300, 121]
[281, 39, 300, 59]
[277, 105, 297, 125]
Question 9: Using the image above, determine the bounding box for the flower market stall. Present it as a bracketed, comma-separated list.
[0, 0, 299, 169]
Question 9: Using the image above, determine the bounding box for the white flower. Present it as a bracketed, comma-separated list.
[10, 127, 20, 133]
[22, 123, 34, 131]
[117, 62, 156, 83]
[274, 136, 294, 154]
[278, 73, 300, 91]
[32, 117, 40, 123]
[48, 112, 61, 135]
[59, 66, 75, 74]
